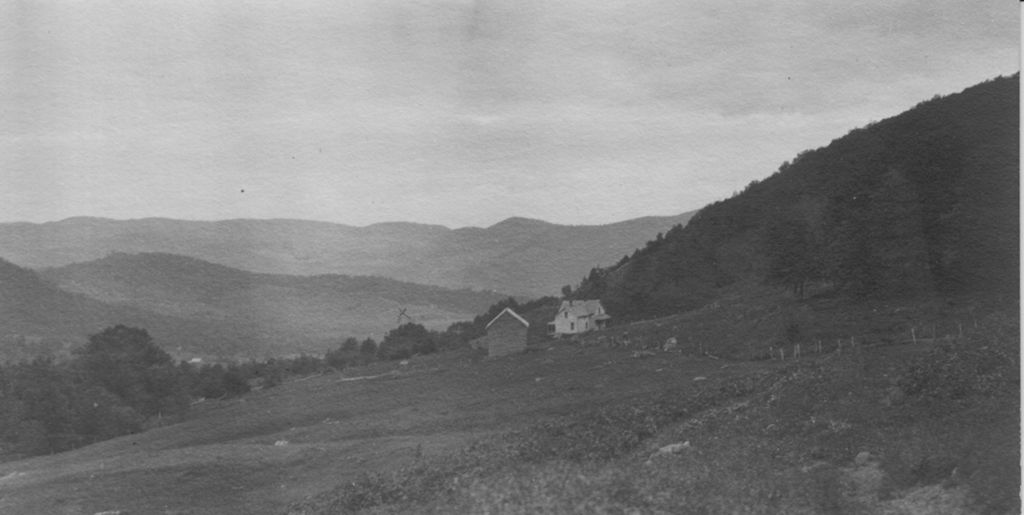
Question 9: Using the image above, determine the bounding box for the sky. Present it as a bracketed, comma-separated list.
[0, 1, 1018, 228]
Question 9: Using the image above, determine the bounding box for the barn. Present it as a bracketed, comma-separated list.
[474, 307, 530, 358]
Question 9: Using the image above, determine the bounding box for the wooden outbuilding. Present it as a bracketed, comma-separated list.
[474, 307, 530, 358]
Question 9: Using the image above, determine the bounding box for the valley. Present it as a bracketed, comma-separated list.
[0, 74, 1016, 514]
[0, 255, 509, 360]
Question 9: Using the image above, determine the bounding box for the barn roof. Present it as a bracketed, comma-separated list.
[485, 307, 530, 330]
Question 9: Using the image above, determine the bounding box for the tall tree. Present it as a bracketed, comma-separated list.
[378, 323, 435, 360]
[74, 325, 188, 418]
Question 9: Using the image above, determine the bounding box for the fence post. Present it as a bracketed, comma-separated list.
[911, 327, 916, 344]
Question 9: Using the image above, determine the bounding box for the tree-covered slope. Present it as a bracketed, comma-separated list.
[0, 257, 269, 359]
[576, 74, 1018, 320]
[36, 252, 510, 354]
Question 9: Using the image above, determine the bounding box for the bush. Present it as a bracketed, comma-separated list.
[378, 323, 436, 361]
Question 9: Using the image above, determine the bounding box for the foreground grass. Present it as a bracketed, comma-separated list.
[0, 299, 1014, 514]
[0, 341, 761, 514]
[289, 313, 1019, 515]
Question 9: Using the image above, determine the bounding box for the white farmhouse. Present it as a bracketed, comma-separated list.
[547, 300, 610, 336]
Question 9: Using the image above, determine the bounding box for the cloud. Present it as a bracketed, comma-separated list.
[0, 0, 1017, 226]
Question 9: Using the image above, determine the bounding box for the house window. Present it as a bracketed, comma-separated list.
[570, 322, 575, 331]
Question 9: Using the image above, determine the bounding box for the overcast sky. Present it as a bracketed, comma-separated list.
[0, 1, 1018, 228]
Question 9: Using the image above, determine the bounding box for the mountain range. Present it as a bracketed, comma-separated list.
[0, 253, 510, 361]
[0, 213, 696, 298]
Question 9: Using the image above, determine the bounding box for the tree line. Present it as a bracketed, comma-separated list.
[0, 326, 245, 458]
[0, 325, 345, 459]
[325, 295, 559, 368]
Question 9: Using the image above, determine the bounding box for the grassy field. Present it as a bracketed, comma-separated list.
[0, 295, 1017, 514]
[0, 341, 777, 514]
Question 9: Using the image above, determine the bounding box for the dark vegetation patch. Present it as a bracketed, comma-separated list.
[574, 74, 1018, 323]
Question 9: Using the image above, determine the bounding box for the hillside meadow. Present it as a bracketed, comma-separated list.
[0, 292, 1016, 514]
[0, 342, 768, 514]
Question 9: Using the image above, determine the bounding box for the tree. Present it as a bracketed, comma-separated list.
[74, 325, 186, 418]
[7, 357, 77, 453]
[438, 321, 475, 350]
[764, 218, 822, 298]
[326, 337, 361, 369]
[221, 365, 250, 397]
[378, 323, 434, 361]
[359, 338, 378, 358]
[340, 337, 360, 354]
[193, 364, 228, 399]
[71, 384, 142, 443]
[822, 168, 933, 297]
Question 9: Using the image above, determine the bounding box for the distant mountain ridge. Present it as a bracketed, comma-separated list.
[0, 212, 696, 297]
[0, 253, 509, 361]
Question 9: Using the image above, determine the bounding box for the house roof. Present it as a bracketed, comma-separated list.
[485, 307, 530, 330]
[559, 300, 606, 319]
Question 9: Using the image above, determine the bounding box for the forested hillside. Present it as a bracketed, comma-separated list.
[0, 254, 508, 361]
[0, 257, 271, 359]
[41, 252, 506, 336]
[576, 75, 1019, 320]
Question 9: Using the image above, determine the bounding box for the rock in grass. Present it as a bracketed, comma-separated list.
[658, 441, 691, 454]
[645, 441, 692, 466]
[663, 337, 679, 352]
[855, 451, 873, 466]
